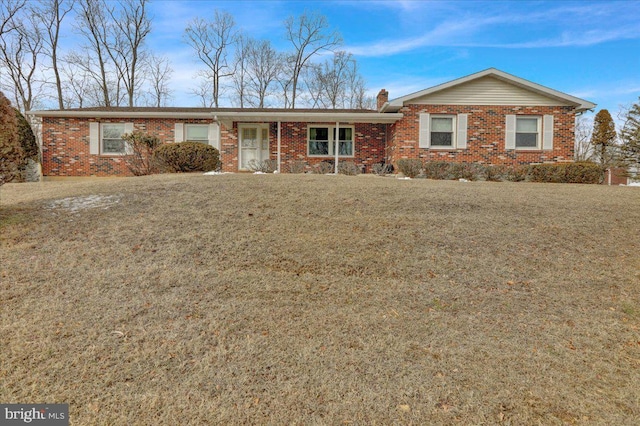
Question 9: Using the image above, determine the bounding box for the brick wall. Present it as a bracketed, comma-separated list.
[388, 104, 576, 167]
[41, 117, 388, 176]
[41, 117, 211, 177]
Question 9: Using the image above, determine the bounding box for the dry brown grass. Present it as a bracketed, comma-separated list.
[1, 174, 639, 425]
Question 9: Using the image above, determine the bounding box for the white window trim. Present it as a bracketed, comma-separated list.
[515, 116, 542, 150]
[184, 123, 210, 143]
[307, 125, 355, 158]
[429, 115, 457, 150]
[101, 123, 127, 156]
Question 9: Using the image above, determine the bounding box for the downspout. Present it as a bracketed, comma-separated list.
[277, 121, 281, 173]
[335, 121, 339, 174]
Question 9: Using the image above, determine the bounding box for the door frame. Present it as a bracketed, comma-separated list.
[238, 123, 270, 171]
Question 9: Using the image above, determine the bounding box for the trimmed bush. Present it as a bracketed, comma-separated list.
[338, 161, 361, 176]
[396, 159, 423, 178]
[286, 160, 306, 174]
[247, 159, 277, 173]
[312, 161, 334, 174]
[528, 162, 603, 184]
[503, 165, 528, 182]
[371, 162, 393, 176]
[449, 162, 481, 181]
[153, 142, 220, 173]
[422, 161, 451, 180]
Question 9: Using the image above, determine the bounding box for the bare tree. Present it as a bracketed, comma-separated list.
[0, 0, 25, 37]
[184, 10, 236, 107]
[574, 115, 594, 162]
[245, 39, 281, 108]
[190, 79, 215, 108]
[60, 58, 92, 108]
[0, 7, 45, 112]
[73, 0, 114, 106]
[284, 11, 341, 108]
[106, 0, 151, 107]
[231, 33, 250, 108]
[143, 54, 173, 107]
[36, 0, 74, 110]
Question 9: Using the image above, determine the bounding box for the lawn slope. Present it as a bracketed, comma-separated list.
[1, 174, 639, 424]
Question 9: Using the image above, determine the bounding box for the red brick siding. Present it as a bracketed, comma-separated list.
[388, 105, 576, 167]
[41, 117, 212, 177]
[275, 122, 387, 173]
[41, 117, 388, 176]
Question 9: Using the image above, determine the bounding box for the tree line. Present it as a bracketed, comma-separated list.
[0, 0, 374, 112]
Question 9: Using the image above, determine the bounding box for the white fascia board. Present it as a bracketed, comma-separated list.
[213, 111, 403, 123]
[386, 68, 596, 112]
[27, 110, 215, 119]
[28, 110, 404, 123]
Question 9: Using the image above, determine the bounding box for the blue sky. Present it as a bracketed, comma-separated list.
[144, 0, 639, 121]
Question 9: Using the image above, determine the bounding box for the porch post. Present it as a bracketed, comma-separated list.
[277, 121, 282, 173]
[335, 121, 339, 174]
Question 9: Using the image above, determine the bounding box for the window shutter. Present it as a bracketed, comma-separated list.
[419, 113, 430, 148]
[543, 115, 554, 150]
[124, 123, 134, 154]
[89, 122, 100, 155]
[456, 114, 468, 149]
[208, 123, 220, 149]
[174, 123, 184, 142]
[505, 115, 516, 150]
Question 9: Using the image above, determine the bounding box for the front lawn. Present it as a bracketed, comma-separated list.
[1, 174, 638, 424]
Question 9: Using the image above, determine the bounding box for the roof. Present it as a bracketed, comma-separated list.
[380, 68, 596, 113]
[27, 106, 403, 123]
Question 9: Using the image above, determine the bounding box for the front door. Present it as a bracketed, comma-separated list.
[240, 125, 269, 170]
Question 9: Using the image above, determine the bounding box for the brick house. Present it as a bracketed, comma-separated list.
[29, 68, 595, 177]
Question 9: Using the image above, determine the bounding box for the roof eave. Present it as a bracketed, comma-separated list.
[27, 110, 403, 123]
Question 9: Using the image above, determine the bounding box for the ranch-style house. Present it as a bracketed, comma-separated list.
[28, 68, 595, 177]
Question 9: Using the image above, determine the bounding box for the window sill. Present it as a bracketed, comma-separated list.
[307, 155, 355, 158]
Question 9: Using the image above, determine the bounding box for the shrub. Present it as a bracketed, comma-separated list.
[481, 164, 509, 182]
[371, 162, 393, 176]
[122, 131, 162, 176]
[396, 159, 423, 178]
[503, 165, 528, 182]
[449, 162, 481, 181]
[422, 161, 451, 180]
[14, 108, 38, 161]
[338, 161, 361, 176]
[528, 162, 603, 184]
[247, 159, 277, 173]
[311, 161, 334, 174]
[286, 160, 307, 174]
[153, 142, 220, 173]
[563, 162, 604, 184]
[0, 91, 22, 184]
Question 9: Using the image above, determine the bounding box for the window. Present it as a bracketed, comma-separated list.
[430, 116, 455, 147]
[101, 123, 126, 154]
[185, 124, 209, 143]
[308, 126, 354, 157]
[515, 117, 540, 149]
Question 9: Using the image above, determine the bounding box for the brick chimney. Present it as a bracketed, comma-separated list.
[376, 89, 389, 111]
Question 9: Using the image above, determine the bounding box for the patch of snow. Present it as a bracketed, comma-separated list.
[397, 176, 411, 180]
[203, 171, 232, 175]
[47, 194, 122, 213]
[459, 178, 469, 182]
[253, 171, 267, 175]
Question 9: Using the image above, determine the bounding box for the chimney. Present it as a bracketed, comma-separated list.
[376, 89, 389, 111]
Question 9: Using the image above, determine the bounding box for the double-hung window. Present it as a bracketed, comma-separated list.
[185, 124, 209, 143]
[515, 117, 540, 149]
[430, 116, 455, 148]
[308, 126, 354, 157]
[101, 123, 126, 154]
